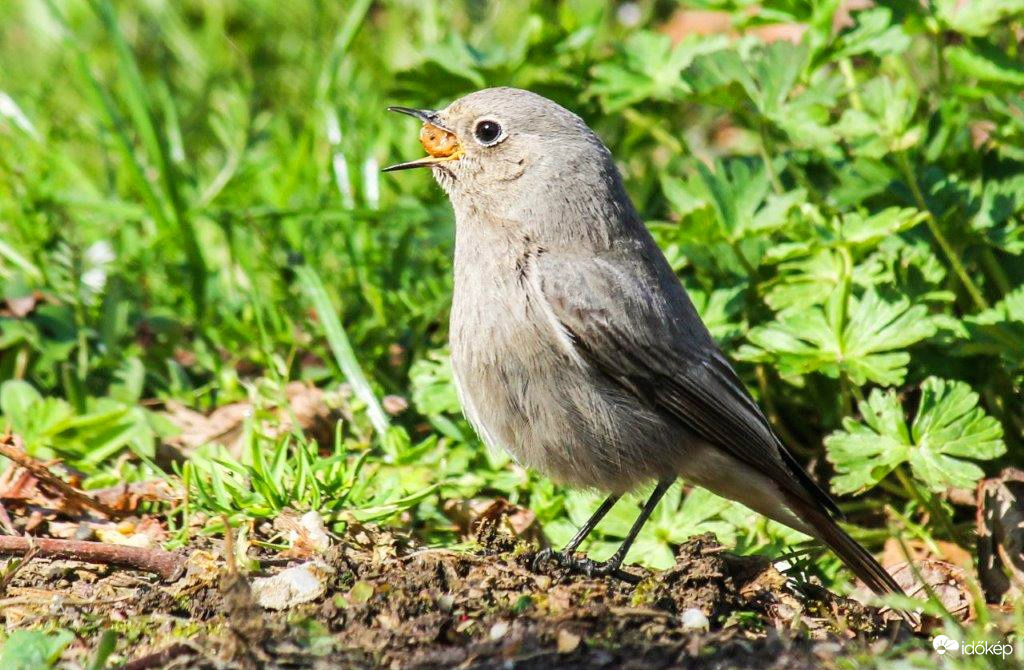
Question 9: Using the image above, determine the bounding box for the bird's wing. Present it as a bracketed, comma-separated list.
[534, 250, 839, 516]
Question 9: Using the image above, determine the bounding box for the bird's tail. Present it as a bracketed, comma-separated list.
[784, 493, 907, 603]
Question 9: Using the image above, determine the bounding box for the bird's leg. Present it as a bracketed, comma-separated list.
[533, 479, 673, 583]
[533, 493, 618, 569]
[574, 479, 673, 580]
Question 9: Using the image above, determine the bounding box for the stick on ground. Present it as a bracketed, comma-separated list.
[0, 536, 186, 581]
[0, 432, 124, 519]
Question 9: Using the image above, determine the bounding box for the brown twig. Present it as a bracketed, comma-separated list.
[0, 431, 124, 518]
[0, 536, 186, 581]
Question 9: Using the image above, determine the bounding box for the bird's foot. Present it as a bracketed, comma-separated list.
[532, 549, 640, 584]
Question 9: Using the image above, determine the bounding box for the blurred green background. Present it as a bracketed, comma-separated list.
[1, 0, 1023, 644]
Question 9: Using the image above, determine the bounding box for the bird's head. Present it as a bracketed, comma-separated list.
[385, 88, 626, 226]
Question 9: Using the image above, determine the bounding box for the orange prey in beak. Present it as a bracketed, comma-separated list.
[383, 106, 463, 172]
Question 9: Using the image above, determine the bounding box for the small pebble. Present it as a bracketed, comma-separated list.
[680, 607, 710, 632]
[813, 641, 842, 659]
[557, 629, 582, 653]
[489, 621, 510, 641]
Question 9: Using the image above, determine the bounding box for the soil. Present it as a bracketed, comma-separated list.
[1, 513, 908, 670]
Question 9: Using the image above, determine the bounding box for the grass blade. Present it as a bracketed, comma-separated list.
[295, 264, 389, 435]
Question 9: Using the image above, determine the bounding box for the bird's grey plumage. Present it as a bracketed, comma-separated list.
[388, 87, 903, 599]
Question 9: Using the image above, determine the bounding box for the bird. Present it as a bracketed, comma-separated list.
[384, 87, 904, 600]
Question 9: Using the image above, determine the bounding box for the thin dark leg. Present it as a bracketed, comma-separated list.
[563, 493, 620, 555]
[532, 493, 619, 569]
[592, 478, 673, 575]
[533, 479, 673, 584]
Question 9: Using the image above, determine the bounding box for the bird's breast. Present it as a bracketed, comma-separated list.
[449, 237, 580, 447]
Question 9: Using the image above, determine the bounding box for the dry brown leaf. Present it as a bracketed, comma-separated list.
[0, 439, 122, 519]
[445, 497, 542, 546]
[381, 395, 408, 416]
[881, 537, 973, 569]
[90, 479, 181, 513]
[162, 382, 340, 457]
[273, 509, 332, 559]
[660, 9, 806, 45]
[0, 291, 45, 318]
[0, 465, 42, 502]
[162, 401, 249, 454]
[888, 559, 973, 624]
[660, 1, 871, 45]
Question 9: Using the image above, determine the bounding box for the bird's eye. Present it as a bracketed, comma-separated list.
[473, 119, 504, 146]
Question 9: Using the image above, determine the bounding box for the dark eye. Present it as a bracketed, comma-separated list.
[473, 119, 503, 145]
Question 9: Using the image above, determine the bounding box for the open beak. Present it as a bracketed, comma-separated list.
[383, 106, 463, 173]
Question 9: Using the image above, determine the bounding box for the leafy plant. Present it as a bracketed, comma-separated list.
[0, 2, 1023, 663]
[825, 377, 1006, 494]
[0, 629, 74, 670]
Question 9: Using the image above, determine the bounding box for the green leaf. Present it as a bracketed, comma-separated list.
[409, 348, 462, 417]
[971, 172, 1024, 253]
[961, 285, 1024, 380]
[824, 389, 911, 495]
[830, 7, 911, 60]
[0, 379, 43, 427]
[687, 40, 837, 148]
[764, 250, 846, 313]
[0, 629, 74, 670]
[696, 157, 797, 243]
[740, 288, 937, 385]
[835, 77, 921, 157]
[108, 356, 146, 405]
[687, 284, 747, 343]
[840, 207, 928, 246]
[947, 43, 1024, 86]
[826, 377, 1006, 494]
[591, 33, 726, 111]
[295, 265, 389, 436]
[936, 0, 1024, 37]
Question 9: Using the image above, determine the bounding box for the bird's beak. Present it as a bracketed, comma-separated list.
[383, 106, 464, 172]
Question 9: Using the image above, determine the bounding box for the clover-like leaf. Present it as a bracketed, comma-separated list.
[947, 42, 1024, 86]
[836, 77, 921, 158]
[686, 40, 838, 148]
[763, 248, 886, 314]
[936, 0, 1024, 37]
[826, 377, 1006, 494]
[687, 284, 747, 343]
[740, 288, 937, 385]
[829, 7, 911, 60]
[696, 157, 800, 243]
[971, 172, 1024, 254]
[0, 629, 74, 670]
[961, 285, 1024, 381]
[591, 33, 726, 111]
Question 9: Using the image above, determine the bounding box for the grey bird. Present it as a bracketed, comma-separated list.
[384, 87, 903, 598]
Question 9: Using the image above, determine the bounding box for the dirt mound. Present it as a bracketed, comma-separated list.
[3, 514, 899, 669]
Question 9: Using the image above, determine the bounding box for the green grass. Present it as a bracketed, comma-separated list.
[1, 1, 1024, 667]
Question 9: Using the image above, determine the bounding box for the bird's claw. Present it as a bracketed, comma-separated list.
[531, 547, 557, 571]
[532, 549, 639, 584]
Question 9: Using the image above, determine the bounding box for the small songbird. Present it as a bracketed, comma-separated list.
[385, 87, 903, 598]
